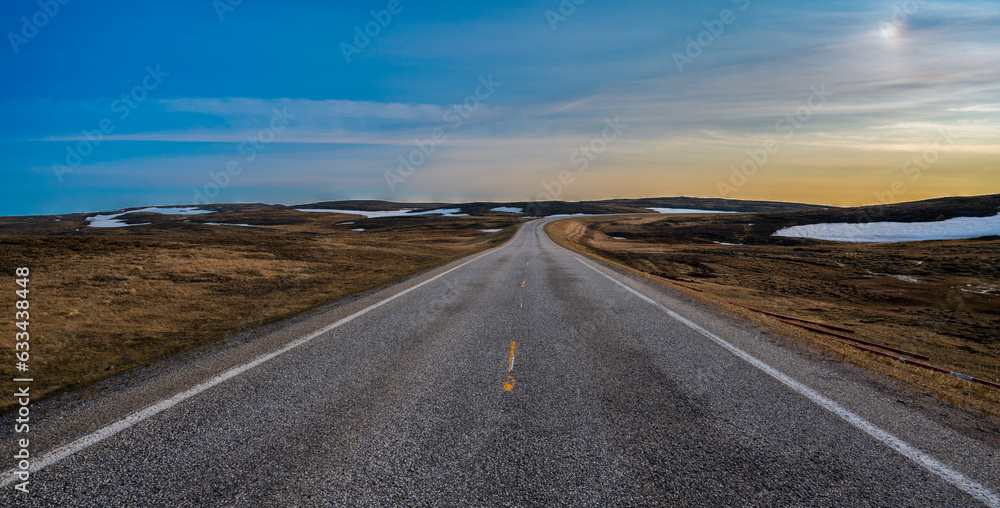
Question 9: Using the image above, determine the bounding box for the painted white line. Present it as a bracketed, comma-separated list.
[0, 226, 524, 488]
[509, 354, 515, 372]
[561, 248, 1000, 507]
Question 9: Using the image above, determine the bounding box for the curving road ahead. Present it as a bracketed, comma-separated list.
[2, 219, 999, 506]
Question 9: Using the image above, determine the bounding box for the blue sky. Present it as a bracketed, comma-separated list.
[1, 0, 998, 215]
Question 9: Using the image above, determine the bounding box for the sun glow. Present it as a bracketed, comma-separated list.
[879, 22, 904, 40]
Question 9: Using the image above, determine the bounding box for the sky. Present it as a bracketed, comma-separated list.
[1, 0, 998, 216]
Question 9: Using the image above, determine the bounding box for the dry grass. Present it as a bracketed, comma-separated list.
[546, 215, 1000, 418]
[0, 209, 519, 414]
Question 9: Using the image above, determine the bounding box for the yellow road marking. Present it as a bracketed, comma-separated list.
[503, 375, 515, 391]
[503, 341, 517, 391]
[521, 281, 525, 288]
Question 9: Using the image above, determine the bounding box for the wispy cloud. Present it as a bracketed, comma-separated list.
[161, 97, 452, 122]
[26, 97, 509, 144]
[948, 104, 1000, 112]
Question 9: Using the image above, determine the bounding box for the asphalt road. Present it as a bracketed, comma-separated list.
[2, 219, 999, 506]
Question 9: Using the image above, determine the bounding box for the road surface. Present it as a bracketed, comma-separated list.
[2, 219, 999, 506]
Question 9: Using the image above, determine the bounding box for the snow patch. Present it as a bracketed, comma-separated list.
[133, 207, 214, 215]
[648, 208, 737, 214]
[296, 208, 413, 218]
[407, 208, 468, 216]
[203, 222, 253, 227]
[480, 229, 502, 233]
[961, 283, 999, 295]
[774, 213, 1000, 243]
[491, 207, 523, 214]
[86, 214, 150, 228]
[351, 228, 365, 232]
[296, 207, 468, 217]
[865, 269, 921, 283]
[85, 207, 215, 228]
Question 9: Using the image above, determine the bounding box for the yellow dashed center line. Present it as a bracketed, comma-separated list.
[503, 341, 517, 391]
[508, 261, 528, 391]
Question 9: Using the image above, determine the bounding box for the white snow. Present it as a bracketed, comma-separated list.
[133, 207, 213, 215]
[85, 207, 215, 228]
[773, 213, 1000, 243]
[86, 213, 150, 228]
[648, 208, 737, 214]
[866, 270, 923, 283]
[336, 222, 355, 225]
[295, 208, 413, 218]
[202, 222, 253, 227]
[491, 207, 523, 214]
[406, 208, 468, 216]
[351, 228, 365, 232]
[480, 229, 502, 233]
[612, 236, 627, 240]
[296, 207, 468, 217]
[713, 241, 742, 246]
[962, 288, 993, 295]
[961, 283, 999, 295]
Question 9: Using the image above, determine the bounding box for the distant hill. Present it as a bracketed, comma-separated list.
[572, 194, 1000, 247]
[6, 195, 997, 225]
[745, 194, 1000, 232]
[294, 197, 828, 217]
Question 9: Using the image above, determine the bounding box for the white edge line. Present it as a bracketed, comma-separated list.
[559, 246, 1000, 507]
[0, 226, 523, 488]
